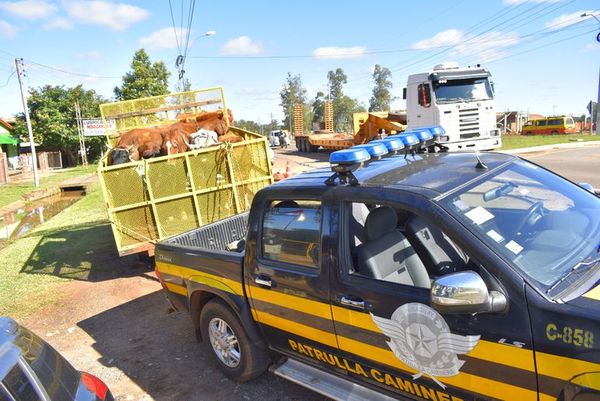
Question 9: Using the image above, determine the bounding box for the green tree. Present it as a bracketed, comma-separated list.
[114, 49, 170, 100]
[311, 91, 326, 125]
[369, 64, 394, 112]
[279, 73, 307, 132]
[12, 85, 105, 165]
[326, 68, 363, 132]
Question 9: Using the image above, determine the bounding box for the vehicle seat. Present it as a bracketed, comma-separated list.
[405, 216, 468, 277]
[355, 207, 430, 288]
[350, 203, 370, 247]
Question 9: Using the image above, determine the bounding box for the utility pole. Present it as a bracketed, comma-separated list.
[15, 58, 39, 187]
[74, 102, 88, 166]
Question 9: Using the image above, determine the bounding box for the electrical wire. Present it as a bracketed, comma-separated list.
[168, 0, 182, 54]
[24, 60, 120, 79]
[0, 69, 16, 88]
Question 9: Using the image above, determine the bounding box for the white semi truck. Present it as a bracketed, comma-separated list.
[404, 62, 501, 151]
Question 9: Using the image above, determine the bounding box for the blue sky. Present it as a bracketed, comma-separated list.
[0, 0, 599, 123]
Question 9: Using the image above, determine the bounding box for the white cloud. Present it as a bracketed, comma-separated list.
[586, 42, 600, 51]
[43, 16, 73, 30]
[545, 10, 597, 30]
[77, 50, 101, 59]
[220, 36, 263, 56]
[0, 0, 56, 20]
[412, 29, 464, 49]
[0, 20, 17, 37]
[312, 46, 367, 59]
[503, 0, 559, 4]
[139, 27, 189, 50]
[414, 29, 519, 62]
[63, 1, 150, 31]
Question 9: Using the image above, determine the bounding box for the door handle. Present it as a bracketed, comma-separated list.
[254, 275, 272, 288]
[340, 295, 367, 311]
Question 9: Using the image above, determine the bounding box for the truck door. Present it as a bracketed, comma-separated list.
[415, 82, 434, 126]
[328, 196, 538, 401]
[245, 197, 339, 364]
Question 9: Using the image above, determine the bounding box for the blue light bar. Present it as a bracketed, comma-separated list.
[371, 137, 405, 153]
[406, 128, 433, 144]
[329, 148, 371, 165]
[353, 143, 389, 159]
[420, 125, 445, 138]
[396, 133, 419, 147]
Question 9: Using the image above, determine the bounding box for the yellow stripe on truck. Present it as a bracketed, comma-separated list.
[165, 282, 187, 296]
[332, 305, 536, 373]
[156, 261, 244, 296]
[336, 335, 538, 401]
[248, 285, 333, 320]
[536, 351, 600, 382]
[253, 309, 338, 348]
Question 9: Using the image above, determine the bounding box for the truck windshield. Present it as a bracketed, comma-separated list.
[434, 78, 493, 104]
[438, 160, 600, 292]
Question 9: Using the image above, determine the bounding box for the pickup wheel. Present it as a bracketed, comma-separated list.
[200, 299, 269, 382]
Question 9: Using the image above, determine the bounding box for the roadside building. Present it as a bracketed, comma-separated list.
[0, 119, 19, 179]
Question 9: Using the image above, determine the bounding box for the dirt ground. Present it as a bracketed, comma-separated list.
[21, 147, 328, 401]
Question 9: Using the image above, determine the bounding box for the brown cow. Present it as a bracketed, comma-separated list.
[111, 127, 163, 164]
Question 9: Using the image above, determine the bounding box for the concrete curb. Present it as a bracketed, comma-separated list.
[501, 140, 600, 155]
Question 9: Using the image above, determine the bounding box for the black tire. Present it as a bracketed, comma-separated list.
[550, 130, 558, 135]
[309, 144, 319, 152]
[200, 299, 269, 382]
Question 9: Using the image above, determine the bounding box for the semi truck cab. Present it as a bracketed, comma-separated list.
[405, 63, 501, 152]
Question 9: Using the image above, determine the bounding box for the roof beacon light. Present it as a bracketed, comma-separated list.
[353, 143, 389, 160]
[326, 148, 371, 186]
[406, 128, 434, 147]
[371, 138, 405, 155]
[422, 125, 445, 139]
[396, 133, 419, 149]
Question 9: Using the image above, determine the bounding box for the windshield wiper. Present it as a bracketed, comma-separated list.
[547, 254, 600, 295]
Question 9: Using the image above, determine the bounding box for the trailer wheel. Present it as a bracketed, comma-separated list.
[200, 299, 269, 382]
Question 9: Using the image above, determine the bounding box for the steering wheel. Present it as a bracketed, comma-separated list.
[513, 201, 544, 239]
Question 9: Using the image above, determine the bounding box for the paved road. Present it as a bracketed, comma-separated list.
[518, 144, 600, 188]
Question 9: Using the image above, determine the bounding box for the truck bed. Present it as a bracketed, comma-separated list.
[155, 212, 249, 308]
[161, 212, 249, 252]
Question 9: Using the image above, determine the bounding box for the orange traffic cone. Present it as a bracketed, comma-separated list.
[284, 160, 292, 178]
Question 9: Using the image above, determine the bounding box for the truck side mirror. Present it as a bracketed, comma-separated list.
[431, 271, 507, 314]
[402, 88, 407, 100]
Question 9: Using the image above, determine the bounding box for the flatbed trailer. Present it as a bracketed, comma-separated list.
[295, 112, 405, 152]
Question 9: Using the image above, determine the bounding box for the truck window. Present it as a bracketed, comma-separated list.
[262, 200, 321, 268]
[548, 118, 562, 126]
[536, 120, 547, 126]
[347, 203, 469, 288]
[566, 117, 574, 125]
[417, 83, 431, 108]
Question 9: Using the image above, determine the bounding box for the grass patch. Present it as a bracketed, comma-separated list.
[500, 134, 600, 150]
[0, 186, 127, 320]
[0, 164, 97, 209]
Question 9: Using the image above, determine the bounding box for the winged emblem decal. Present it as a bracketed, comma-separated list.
[371, 303, 480, 389]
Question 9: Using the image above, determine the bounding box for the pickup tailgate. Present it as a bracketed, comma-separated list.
[154, 213, 249, 311]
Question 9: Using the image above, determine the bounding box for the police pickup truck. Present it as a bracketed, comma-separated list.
[155, 138, 600, 401]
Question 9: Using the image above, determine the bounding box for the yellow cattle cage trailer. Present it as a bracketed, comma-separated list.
[98, 88, 273, 257]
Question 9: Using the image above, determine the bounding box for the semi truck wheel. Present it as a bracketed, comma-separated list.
[200, 299, 269, 382]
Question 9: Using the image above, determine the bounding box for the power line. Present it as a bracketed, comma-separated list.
[168, 0, 182, 54]
[0, 69, 16, 88]
[25, 60, 120, 79]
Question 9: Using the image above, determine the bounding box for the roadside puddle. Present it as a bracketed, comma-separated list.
[0, 190, 86, 251]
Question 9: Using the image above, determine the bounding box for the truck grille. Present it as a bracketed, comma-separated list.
[459, 108, 480, 139]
